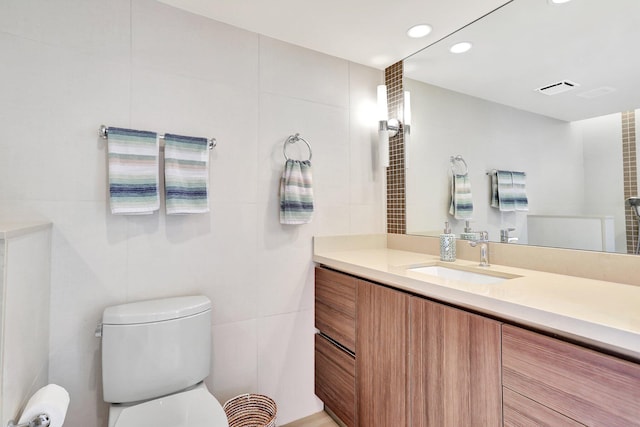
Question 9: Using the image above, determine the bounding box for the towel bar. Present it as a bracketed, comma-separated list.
[99, 125, 216, 150]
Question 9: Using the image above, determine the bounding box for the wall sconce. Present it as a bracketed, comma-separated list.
[404, 90, 412, 169]
[377, 85, 411, 168]
[377, 85, 390, 168]
[404, 91, 411, 135]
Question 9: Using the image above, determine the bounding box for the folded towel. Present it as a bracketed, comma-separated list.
[490, 170, 528, 212]
[107, 127, 159, 215]
[280, 159, 314, 224]
[496, 170, 514, 212]
[164, 133, 210, 214]
[511, 171, 529, 211]
[449, 173, 473, 219]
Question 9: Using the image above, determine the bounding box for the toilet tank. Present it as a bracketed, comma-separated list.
[101, 296, 212, 403]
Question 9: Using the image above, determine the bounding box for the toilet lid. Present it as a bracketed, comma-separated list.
[113, 386, 228, 427]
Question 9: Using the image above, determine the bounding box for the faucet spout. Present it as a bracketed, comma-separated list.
[469, 231, 490, 267]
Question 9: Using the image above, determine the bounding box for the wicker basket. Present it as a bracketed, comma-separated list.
[223, 393, 277, 427]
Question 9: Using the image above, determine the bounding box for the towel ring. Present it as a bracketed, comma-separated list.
[450, 155, 468, 175]
[283, 133, 312, 161]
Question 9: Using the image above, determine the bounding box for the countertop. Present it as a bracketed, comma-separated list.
[0, 221, 52, 239]
[313, 235, 640, 361]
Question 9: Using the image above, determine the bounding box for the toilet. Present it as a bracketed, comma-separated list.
[99, 296, 229, 427]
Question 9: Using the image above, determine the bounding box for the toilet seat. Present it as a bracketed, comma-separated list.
[111, 384, 228, 427]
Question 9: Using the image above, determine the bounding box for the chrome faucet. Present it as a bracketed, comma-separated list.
[469, 231, 490, 267]
[500, 228, 518, 244]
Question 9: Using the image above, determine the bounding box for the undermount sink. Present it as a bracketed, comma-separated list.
[408, 265, 509, 285]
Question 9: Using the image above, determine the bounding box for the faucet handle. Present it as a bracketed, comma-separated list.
[500, 228, 516, 243]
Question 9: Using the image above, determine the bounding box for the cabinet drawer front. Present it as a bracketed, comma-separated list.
[503, 325, 640, 427]
[504, 388, 583, 427]
[315, 267, 356, 316]
[315, 300, 355, 352]
[315, 334, 356, 427]
[315, 267, 356, 351]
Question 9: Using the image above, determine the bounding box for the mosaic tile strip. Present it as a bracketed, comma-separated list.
[385, 61, 405, 234]
[622, 111, 638, 254]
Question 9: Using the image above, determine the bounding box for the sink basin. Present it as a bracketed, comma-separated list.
[408, 265, 508, 285]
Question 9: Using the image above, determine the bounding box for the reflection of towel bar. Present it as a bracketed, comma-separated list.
[99, 125, 217, 150]
[486, 169, 526, 175]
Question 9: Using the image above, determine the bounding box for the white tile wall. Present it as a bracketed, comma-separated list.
[1, 229, 52, 427]
[0, 0, 384, 426]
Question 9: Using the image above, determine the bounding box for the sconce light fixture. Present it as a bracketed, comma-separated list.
[377, 85, 398, 168]
[404, 90, 412, 169]
[377, 85, 413, 168]
[404, 91, 411, 135]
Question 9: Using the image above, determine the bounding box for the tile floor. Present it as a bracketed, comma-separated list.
[282, 411, 340, 427]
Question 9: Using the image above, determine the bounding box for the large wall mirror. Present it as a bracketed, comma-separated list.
[403, 0, 639, 254]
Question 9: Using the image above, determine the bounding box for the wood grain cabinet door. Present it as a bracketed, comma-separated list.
[315, 333, 356, 427]
[503, 387, 583, 427]
[357, 279, 409, 427]
[503, 325, 640, 427]
[409, 297, 502, 427]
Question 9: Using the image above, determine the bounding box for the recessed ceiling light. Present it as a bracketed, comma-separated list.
[407, 24, 432, 39]
[450, 42, 472, 54]
[548, 0, 572, 4]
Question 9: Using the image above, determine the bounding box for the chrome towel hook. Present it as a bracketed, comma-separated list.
[283, 133, 312, 161]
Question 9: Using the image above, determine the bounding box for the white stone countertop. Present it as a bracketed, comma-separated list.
[313, 235, 640, 361]
[0, 221, 52, 239]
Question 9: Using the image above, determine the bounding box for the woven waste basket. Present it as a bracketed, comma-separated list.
[223, 393, 277, 427]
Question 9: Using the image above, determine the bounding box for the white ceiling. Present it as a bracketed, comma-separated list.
[156, 0, 640, 122]
[404, 0, 640, 122]
[156, 0, 509, 69]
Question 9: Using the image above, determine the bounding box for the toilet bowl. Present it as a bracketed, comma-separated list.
[99, 296, 229, 427]
[107, 383, 227, 427]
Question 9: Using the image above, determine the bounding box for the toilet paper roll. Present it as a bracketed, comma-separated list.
[18, 384, 70, 427]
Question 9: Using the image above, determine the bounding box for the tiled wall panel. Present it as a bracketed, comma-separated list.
[385, 62, 405, 234]
[622, 111, 638, 254]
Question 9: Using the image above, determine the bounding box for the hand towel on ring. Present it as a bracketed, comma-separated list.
[280, 159, 314, 225]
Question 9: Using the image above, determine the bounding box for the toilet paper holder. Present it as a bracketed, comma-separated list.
[7, 413, 50, 427]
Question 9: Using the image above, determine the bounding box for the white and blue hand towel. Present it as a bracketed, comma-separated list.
[511, 171, 529, 211]
[164, 133, 210, 214]
[490, 170, 528, 212]
[280, 159, 314, 224]
[107, 127, 159, 215]
[449, 173, 473, 219]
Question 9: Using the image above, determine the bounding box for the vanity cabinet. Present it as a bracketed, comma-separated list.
[315, 267, 501, 427]
[315, 265, 640, 427]
[409, 297, 502, 426]
[314, 267, 357, 426]
[503, 325, 640, 427]
[356, 279, 409, 426]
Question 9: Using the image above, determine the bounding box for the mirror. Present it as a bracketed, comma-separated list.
[403, 0, 639, 254]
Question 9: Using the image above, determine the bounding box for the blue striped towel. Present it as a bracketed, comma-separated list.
[280, 159, 314, 224]
[511, 171, 529, 211]
[164, 133, 210, 214]
[107, 127, 159, 215]
[449, 173, 473, 219]
[490, 170, 528, 211]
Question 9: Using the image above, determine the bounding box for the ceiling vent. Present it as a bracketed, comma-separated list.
[535, 80, 580, 95]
